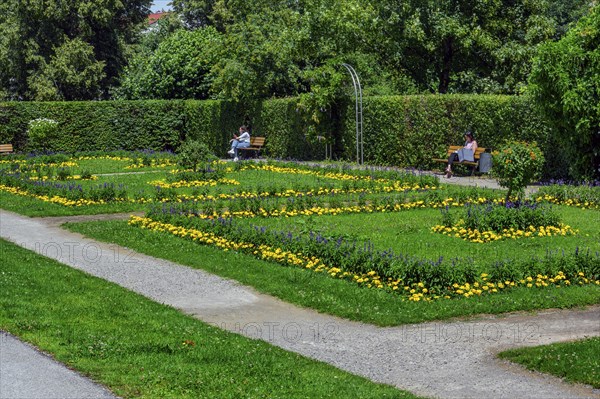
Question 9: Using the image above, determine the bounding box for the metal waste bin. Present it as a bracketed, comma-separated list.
[478, 152, 493, 173]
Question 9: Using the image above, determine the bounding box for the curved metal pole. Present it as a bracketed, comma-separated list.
[341, 63, 363, 165]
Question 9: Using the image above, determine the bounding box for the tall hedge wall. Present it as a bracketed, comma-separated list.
[0, 95, 556, 173]
[0, 101, 190, 153]
[339, 95, 551, 170]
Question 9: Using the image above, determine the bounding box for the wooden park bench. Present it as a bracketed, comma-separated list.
[0, 144, 14, 155]
[432, 145, 488, 175]
[238, 136, 265, 158]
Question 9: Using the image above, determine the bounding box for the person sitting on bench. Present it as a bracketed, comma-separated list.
[227, 125, 251, 161]
[445, 131, 477, 178]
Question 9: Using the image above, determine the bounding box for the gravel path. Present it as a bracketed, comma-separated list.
[1, 209, 598, 399]
[0, 331, 116, 399]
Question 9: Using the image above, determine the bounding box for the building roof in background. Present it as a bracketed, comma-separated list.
[148, 12, 169, 25]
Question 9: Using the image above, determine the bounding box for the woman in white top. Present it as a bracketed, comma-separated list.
[228, 125, 251, 161]
[445, 131, 477, 178]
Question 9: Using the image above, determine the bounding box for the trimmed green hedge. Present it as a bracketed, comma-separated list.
[0, 95, 555, 174]
[0, 101, 188, 153]
[339, 95, 551, 170]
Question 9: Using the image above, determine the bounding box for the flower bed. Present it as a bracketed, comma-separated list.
[129, 215, 600, 302]
[2, 152, 598, 312]
[432, 201, 578, 242]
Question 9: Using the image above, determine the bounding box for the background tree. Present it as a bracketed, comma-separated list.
[119, 27, 223, 99]
[547, 0, 592, 38]
[0, 0, 152, 100]
[171, 0, 217, 29]
[374, 0, 556, 94]
[28, 38, 106, 101]
[529, 5, 600, 180]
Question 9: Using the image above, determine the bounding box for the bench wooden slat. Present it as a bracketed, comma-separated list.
[432, 145, 488, 173]
[0, 144, 13, 154]
[238, 136, 265, 157]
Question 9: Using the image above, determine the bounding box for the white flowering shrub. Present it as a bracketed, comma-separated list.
[27, 118, 60, 152]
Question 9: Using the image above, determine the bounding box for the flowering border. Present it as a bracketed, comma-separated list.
[129, 216, 600, 302]
[431, 223, 578, 243]
[149, 178, 240, 189]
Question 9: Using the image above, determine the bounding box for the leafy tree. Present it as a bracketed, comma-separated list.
[138, 12, 185, 53]
[547, 0, 592, 38]
[119, 27, 224, 99]
[171, 0, 217, 29]
[0, 0, 152, 100]
[28, 38, 106, 101]
[529, 5, 600, 180]
[374, 0, 556, 94]
[210, 8, 307, 102]
[210, 0, 415, 99]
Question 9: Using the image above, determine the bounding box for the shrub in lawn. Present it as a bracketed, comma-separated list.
[80, 169, 93, 180]
[167, 164, 225, 182]
[88, 183, 127, 202]
[154, 186, 179, 202]
[492, 140, 545, 201]
[27, 118, 60, 153]
[177, 140, 216, 172]
[459, 201, 561, 232]
[56, 168, 72, 181]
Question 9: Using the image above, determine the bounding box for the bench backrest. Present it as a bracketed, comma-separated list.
[0, 144, 13, 153]
[445, 145, 486, 160]
[250, 137, 265, 147]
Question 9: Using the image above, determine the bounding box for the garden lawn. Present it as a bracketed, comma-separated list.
[1, 156, 448, 216]
[65, 220, 600, 326]
[233, 206, 600, 267]
[0, 238, 414, 399]
[0, 190, 144, 217]
[498, 338, 600, 388]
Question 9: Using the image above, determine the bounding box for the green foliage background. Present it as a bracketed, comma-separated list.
[342, 95, 550, 169]
[529, 5, 600, 180]
[0, 95, 553, 171]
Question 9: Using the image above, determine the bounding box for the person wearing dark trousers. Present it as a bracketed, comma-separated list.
[446, 131, 477, 178]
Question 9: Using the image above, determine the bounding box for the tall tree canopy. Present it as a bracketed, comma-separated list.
[121, 0, 416, 102]
[154, 0, 579, 98]
[119, 27, 223, 99]
[529, 5, 600, 180]
[0, 0, 152, 100]
[120, 0, 591, 105]
[375, 0, 557, 93]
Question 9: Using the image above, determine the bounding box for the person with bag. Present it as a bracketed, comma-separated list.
[227, 125, 251, 161]
[445, 131, 477, 178]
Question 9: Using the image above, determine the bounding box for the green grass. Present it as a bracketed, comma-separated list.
[498, 338, 600, 388]
[0, 238, 415, 399]
[0, 190, 145, 216]
[3, 154, 600, 324]
[234, 206, 600, 267]
[65, 220, 600, 326]
[2, 159, 444, 216]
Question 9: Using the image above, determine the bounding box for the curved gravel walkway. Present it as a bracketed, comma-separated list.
[1, 209, 598, 399]
[0, 331, 115, 399]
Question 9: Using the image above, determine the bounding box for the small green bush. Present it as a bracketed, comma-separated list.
[177, 139, 216, 172]
[492, 140, 545, 200]
[56, 168, 72, 181]
[27, 118, 60, 152]
[459, 201, 561, 232]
